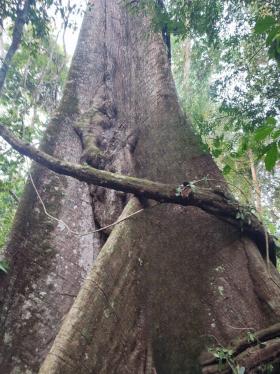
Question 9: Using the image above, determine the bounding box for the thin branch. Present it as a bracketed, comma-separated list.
[247, 43, 266, 64]
[0, 123, 277, 265]
[226, 324, 254, 331]
[8, 190, 19, 203]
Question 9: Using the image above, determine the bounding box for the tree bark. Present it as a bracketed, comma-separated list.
[0, 3, 107, 371]
[2, 0, 280, 373]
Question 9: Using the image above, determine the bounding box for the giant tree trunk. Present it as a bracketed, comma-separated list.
[2, 0, 280, 373]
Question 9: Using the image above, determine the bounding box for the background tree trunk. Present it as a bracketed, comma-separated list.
[2, 0, 280, 373]
[0, 23, 4, 60]
[0, 0, 31, 94]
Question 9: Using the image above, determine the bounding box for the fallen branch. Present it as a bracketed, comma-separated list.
[0, 123, 277, 264]
[200, 322, 280, 373]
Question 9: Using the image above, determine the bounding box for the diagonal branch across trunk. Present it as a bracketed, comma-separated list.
[0, 123, 277, 265]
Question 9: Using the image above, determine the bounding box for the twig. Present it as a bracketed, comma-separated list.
[8, 190, 19, 203]
[247, 44, 266, 64]
[226, 325, 254, 331]
[201, 334, 222, 347]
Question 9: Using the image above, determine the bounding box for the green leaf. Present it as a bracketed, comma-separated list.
[266, 28, 278, 46]
[247, 332, 256, 342]
[255, 16, 276, 34]
[175, 187, 181, 196]
[212, 148, 222, 157]
[223, 165, 231, 175]
[266, 117, 277, 126]
[272, 129, 280, 140]
[238, 367, 245, 374]
[0, 260, 9, 274]
[264, 143, 278, 171]
[254, 126, 274, 141]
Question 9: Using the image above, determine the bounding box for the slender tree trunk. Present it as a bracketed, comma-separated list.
[183, 39, 192, 84]
[0, 0, 30, 94]
[2, 1, 280, 373]
[0, 23, 4, 60]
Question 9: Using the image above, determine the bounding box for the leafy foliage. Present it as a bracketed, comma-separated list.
[169, 0, 280, 249]
[208, 345, 245, 374]
[0, 2, 71, 271]
[0, 0, 84, 39]
[137, 1, 280, 171]
[255, 14, 280, 64]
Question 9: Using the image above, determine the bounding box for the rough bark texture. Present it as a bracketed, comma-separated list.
[37, 1, 280, 373]
[1, 0, 280, 373]
[0, 6, 107, 372]
[0, 107, 100, 372]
